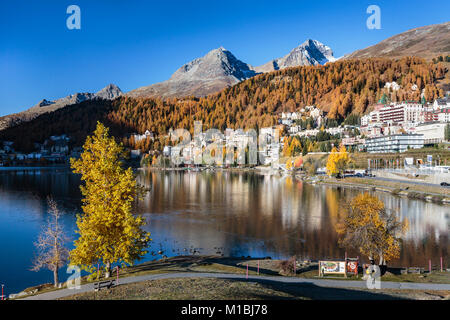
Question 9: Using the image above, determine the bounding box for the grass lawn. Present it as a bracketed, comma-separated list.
[18, 255, 450, 300]
[59, 277, 450, 300]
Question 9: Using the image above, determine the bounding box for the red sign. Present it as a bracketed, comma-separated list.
[346, 261, 358, 274]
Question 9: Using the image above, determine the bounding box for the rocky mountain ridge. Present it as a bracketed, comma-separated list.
[0, 84, 122, 131]
[127, 39, 336, 98]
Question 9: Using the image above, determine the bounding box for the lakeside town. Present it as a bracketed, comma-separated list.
[3, 93, 450, 172]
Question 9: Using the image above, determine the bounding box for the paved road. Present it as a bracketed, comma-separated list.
[367, 176, 443, 188]
[348, 176, 449, 197]
[20, 272, 450, 300]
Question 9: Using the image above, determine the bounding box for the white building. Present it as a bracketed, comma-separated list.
[369, 110, 381, 123]
[133, 130, 154, 142]
[361, 114, 371, 126]
[384, 81, 401, 91]
[309, 107, 322, 119]
[365, 102, 424, 126]
[163, 146, 172, 157]
[297, 129, 320, 137]
[404, 103, 423, 123]
[289, 126, 301, 134]
[433, 97, 450, 110]
[365, 134, 424, 153]
[130, 149, 142, 159]
[409, 123, 447, 144]
[325, 127, 344, 135]
[438, 112, 450, 123]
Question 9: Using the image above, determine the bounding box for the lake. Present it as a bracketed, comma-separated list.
[0, 168, 449, 295]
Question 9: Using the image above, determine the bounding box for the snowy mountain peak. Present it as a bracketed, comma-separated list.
[279, 39, 336, 67]
[254, 39, 336, 72]
[95, 83, 123, 100]
[37, 99, 55, 108]
[128, 40, 338, 98]
[170, 47, 257, 82]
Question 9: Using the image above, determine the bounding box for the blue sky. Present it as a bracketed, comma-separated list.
[0, 0, 449, 116]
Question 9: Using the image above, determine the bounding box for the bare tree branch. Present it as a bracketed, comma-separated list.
[31, 196, 70, 287]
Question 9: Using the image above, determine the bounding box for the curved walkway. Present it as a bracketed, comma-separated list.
[20, 272, 450, 300]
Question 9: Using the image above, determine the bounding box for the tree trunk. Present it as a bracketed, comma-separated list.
[53, 267, 59, 288]
[379, 254, 387, 276]
[105, 261, 111, 278]
[379, 252, 387, 266]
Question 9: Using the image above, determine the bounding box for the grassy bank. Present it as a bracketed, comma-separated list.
[59, 256, 450, 300]
[59, 277, 450, 300]
[17, 255, 450, 300]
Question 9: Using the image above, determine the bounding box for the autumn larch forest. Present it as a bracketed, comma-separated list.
[1, 57, 447, 153]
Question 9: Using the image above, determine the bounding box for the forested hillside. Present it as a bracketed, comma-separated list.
[1, 57, 446, 152]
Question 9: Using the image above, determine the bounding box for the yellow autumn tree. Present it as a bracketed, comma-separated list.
[336, 144, 350, 175]
[282, 137, 292, 157]
[326, 144, 350, 177]
[286, 159, 293, 171]
[336, 193, 408, 266]
[70, 122, 151, 277]
[326, 146, 339, 176]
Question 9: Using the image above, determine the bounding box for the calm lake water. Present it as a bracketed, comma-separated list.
[0, 168, 449, 295]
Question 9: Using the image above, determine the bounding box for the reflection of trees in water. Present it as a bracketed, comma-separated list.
[135, 170, 449, 268]
[0, 170, 80, 198]
[0, 170, 81, 215]
[399, 231, 449, 267]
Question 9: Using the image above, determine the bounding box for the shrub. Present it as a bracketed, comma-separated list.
[431, 195, 444, 203]
[278, 256, 297, 276]
[407, 192, 426, 200]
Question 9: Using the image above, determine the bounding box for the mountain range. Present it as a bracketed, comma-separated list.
[1, 22, 449, 132]
[345, 22, 450, 59]
[0, 84, 122, 131]
[127, 39, 337, 98]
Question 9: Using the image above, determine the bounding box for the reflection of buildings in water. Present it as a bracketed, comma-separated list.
[256, 176, 325, 231]
[279, 177, 300, 228]
[277, 178, 324, 230]
[259, 175, 279, 218]
[135, 171, 449, 264]
[224, 173, 250, 216]
[379, 194, 449, 241]
[186, 173, 199, 204]
[307, 187, 324, 230]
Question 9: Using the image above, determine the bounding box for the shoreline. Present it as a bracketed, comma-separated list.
[143, 166, 450, 204]
[0, 165, 70, 171]
[306, 176, 450, 204]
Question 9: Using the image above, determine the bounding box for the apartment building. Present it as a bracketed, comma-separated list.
[365, 134, 424, 153]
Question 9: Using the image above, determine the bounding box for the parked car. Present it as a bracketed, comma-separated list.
[441, 182, 450, 187]
[355, 173, 363, 177]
